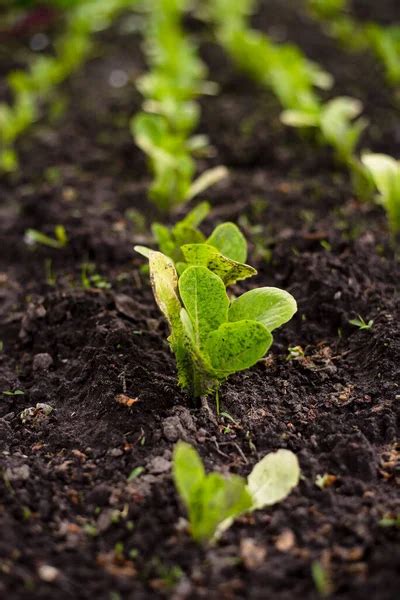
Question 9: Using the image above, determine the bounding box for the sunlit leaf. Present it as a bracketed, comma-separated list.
[229, 287, 297, 332]
[247, 449, 300, 509]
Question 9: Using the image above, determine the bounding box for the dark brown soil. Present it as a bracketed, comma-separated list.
[1, 2, 399, 599]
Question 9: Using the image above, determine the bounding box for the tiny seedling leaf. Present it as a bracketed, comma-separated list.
[173, 441, 205, 507]
[186, 165, 228, 201]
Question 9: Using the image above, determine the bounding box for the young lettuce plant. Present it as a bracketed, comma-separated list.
[361, 153, 400, 236]
[282, 96, 367, 167]
[0, 0, 140, 172]
[131, 0, 226, 211]
[207, 0, 371, 197]
[134, 238, 296, 398]
[207, 0, 331, 121]
[307, 0, 400, 86]
[173, 441, 300, 543]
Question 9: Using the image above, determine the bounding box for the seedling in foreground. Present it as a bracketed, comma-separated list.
[361, 153, 400, 236]
[135, 243, 296, 398]
[173, 441, 300, 543]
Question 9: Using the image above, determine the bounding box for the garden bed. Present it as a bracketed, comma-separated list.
[0, 1, 399, 598]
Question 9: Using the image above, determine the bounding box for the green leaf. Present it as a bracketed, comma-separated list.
[134, 245, 151, 259]
[179, 266, 229, 346]
[207, 222, 247, 263]
[204, 320, 272, 375]
[280, 108, 321, 128]
[132, 112, 168, 156]
[173, 441, 205, 507]
[247, 449, 300, 509]
[173, 442, 252, 542]
[191, 472, 252, 542]
[229, 287, 297, 332]
[181, 243, 256, 286]
[186, 165, 228, 201]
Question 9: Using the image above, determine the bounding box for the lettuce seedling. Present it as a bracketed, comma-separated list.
[134, 246, 296, 398]
[132, 0, 226, 211]
[307, 0, 400, 85]
[366, 25, 400, 86]
[173, 441, 300, 543]
[132, 113, 227, 211]
[282, 96, 367, 166]
[0, 0, 140, 172]
[361, 153, 400, 235]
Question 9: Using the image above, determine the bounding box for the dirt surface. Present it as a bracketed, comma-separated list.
[0, 1, 399, 599]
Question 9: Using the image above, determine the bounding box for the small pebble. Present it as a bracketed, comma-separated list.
[148, 456, 171, 474]
[5, 464, 30, 481]
[38, 565, 59, 582]
[32, 353, 53, 371]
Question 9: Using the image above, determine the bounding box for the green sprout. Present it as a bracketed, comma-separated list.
[349, 315, 374, 331]
[152, 201, 251, 275]
[379, 515, 400, 528]
[2, 389, 25, 397]
[81, 263, 111, 290]
[311, 560, 333, 597]
[131, 0, 227, 211]
[24, 225, 68, 249]
[173, 441, 300, 543]
[135, 222, 296, 398]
